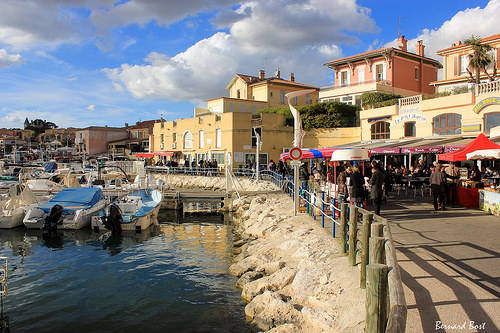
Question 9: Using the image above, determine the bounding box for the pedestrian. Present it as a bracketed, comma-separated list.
[299, 161, 310, 190]
[430, 163, 447, 211]
[337, 170, 349, 204]
[370, 164, 385, 215]
[349, 165, 365, 207]
[444, 162, 460, 207]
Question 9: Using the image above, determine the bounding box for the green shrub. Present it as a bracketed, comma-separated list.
[257, 101, 359, 130]
[361, 92, 402, 109]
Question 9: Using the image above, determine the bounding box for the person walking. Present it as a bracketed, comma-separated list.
[444, 162, 460, 207]
[299, 161, 310, 190]
[337, 170, 349, 204]
[430, 163, 447, 211]
[349, 165, 365, 207]
[370, 164, 385, 215]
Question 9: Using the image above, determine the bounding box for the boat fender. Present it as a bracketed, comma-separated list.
[43, 204, 64, 230]
[104, 204, 122, 233]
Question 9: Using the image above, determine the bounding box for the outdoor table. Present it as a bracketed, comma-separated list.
[456, 186, 480, 208]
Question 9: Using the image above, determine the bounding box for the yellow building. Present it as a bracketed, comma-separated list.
[151, 69, 323, 166]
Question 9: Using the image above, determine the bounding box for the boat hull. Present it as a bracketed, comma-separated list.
[0, 207, 25, 229]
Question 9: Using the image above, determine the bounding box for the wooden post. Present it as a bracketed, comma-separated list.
[371, 223, 384, 237]
[366, 263, 389, 333]
[369, 237, 386, 265]
[360, 213, 373, 289]
[348, 205, 358, 266]
[339, 203, 348, 253]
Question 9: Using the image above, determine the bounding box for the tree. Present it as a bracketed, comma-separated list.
[464, 35, 497, 84]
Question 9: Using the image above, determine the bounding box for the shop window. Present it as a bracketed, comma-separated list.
[371, 121, 390, 140]
[404, 122, 416, 137]
[432, 113, 461, 135]
[212, 153, 224, 165]
[485, 112, 500, 132]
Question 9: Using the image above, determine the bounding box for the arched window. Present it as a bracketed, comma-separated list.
[199, 130, 204, 149]
[432, 113, 461, 135]
[485, 112, 500, 132]
[371, 121, 390, 140]
[183, 131, 193, 149]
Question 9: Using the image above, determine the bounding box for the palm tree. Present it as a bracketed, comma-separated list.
[464, 35, 497, 84]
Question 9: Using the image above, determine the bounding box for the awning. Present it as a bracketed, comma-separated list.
[135, 153, 154, 158]
[367, 116, 392, 123]
[369, 147, 401, 154]
[280, 148, 340, 161]
[439, 133, 500, 161]
[331, 148, 370, 161]
[466, 149, 500, 160]
[401, 146, 443, 153]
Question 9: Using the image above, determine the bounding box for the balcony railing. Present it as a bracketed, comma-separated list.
[398, 95, 422, 108]
[476, 80, 500, 95]
[321, 79, 393, 91]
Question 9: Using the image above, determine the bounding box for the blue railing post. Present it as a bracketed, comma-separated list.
[321, 191, 325, 228]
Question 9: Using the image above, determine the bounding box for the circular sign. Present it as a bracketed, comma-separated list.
[289, 147, 303, 160]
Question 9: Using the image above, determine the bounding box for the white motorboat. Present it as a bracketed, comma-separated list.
[91, 189, 162, 233]
[0, 184, 39, 229]
[23, 187, 107, 230]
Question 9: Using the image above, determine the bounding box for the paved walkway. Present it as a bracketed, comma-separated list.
[379, 193, 500, 333]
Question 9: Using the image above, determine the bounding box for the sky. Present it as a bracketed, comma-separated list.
[0, 0, 499, 129]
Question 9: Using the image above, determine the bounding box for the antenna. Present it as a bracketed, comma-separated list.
[396, 17, 404, 38]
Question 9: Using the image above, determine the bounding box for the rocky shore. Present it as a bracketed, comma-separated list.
[159, 175, 365, 332]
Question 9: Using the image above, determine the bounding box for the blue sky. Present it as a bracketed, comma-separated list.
[0, 0, 498, 129]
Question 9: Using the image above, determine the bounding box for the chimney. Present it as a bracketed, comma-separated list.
[258, 69, 265, 79]
[290, 73, 295, 82]
[398, 35, 408, 52]
[416, 40, 425, 57]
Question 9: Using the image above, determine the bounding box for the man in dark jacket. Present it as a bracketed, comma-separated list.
[370, 165, 385, 215]
[299, 161, 310, 189]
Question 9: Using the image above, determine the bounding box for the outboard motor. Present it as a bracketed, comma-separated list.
[43, 204, 64, 230]
[103, 204, 122, 233]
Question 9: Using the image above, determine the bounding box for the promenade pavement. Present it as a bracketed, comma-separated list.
[377, 191, 500, 333]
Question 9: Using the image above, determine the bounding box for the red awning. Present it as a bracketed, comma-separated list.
[438, 133, 500, 161]
[280, 148, 340, 161]
[135, 153, 154, 158]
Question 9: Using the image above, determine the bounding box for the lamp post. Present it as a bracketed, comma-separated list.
[286, 89, 316, 215]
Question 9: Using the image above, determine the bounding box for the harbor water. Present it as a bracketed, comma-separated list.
[0, 212, 252, 333]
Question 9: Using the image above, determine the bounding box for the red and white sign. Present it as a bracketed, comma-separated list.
[289, 147, 303, 160]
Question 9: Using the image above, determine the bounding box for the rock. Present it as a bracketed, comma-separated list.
[228, 253, 271, 277]
[236, 271, 264, 289]
[241, 267, 296, 302]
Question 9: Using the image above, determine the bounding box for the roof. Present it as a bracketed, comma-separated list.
[225, 73, 319, 91]
[324, 47, 442, 69]
[128, 120, 156, 130]
[436, 34, 500, 55]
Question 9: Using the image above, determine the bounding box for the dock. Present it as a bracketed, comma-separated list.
[161, 191, 232, 210]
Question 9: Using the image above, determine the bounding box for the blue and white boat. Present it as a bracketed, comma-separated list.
[23, 187, 107, 230]
[91, 189, 162, 233]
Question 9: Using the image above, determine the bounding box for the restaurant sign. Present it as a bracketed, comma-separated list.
[462, 124, 481, 132]
[473, 97, 500, 113]
[401, 146, 443, 153]
[394, 113, 427, 125]
[369, 147, 401, 154]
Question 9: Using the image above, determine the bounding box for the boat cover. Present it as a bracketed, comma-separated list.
[38, 187, 104, 214]
[42, 162, 58, 173]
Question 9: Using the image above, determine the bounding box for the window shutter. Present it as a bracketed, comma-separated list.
[453, 56, 459, 76]
[382, 63, 387, 80]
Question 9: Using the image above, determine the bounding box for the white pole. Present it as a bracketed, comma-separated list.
[287, 89, 316, 215]
[256, 131, 261, 180]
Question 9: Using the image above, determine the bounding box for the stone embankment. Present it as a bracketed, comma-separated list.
[158, 175, 365, 332]
[159, 174, 280, 192]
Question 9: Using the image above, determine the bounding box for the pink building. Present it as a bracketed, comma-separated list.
[320, 36, 442, 106]
[75, 126, 128, 157]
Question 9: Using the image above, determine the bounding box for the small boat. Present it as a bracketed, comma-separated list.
[23, 187, 107, 230]
[0, 184, 39, 229]
[91, 189, 162, 233]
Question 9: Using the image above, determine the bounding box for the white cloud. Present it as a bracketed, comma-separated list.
[386, 0, 500, 60]
[87, 104, 96, 111]
[0, 49, 22, 68]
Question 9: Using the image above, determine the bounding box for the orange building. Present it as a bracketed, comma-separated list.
[320, 36, 442, 105]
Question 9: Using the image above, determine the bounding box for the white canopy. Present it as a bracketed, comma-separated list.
[466, 149, 500, 160]
[331, 148, 370, 161]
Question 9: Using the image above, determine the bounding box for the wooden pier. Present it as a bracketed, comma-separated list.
[161, 191, 232, 210]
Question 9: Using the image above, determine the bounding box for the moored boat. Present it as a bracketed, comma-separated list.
[91, 189, 162, 233]
[23, 187, 107, 230]
[0, 184, 39, 229]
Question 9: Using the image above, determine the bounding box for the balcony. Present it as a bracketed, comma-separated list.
[320, 79, 393, 99]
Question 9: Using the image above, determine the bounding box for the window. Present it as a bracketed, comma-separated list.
[358, 66, 365, 83]
[183, 131, 193, 149]
[199, 130, 204, 149]
[293, 96, 298, 105]
[460, 54, 469, 74]
[485, 112, 500, 132]
[306, 94, 311, 104]
[414, 67, 419, 80]
[432, 114, 462, 135]
[172, 132, 177, 142]
[229, 104, 234, 112]
[404, 122, 416, 137]
[251, 127, 262, 147]
[244, 153, 268, 166]
[241, 105, 246, 112]
[237, 89, 241, 99]
[376, 64, 384, 81]
[215, 128, 221, 148]
[212, 153, 224, 165]
[371, 121, 390, 140]
[160, 133, 164, 144]
[280, 90, 285, 104]
[252, 106, 257, 114]
[341, 71, 348, 86]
